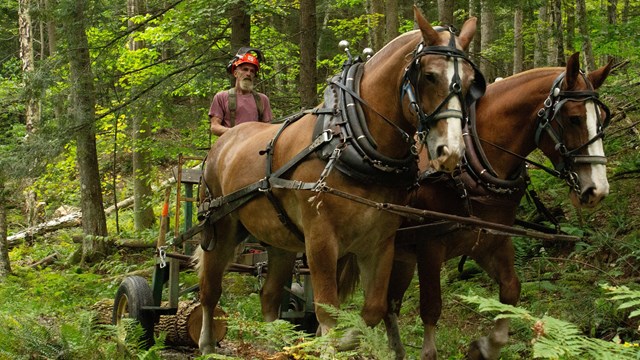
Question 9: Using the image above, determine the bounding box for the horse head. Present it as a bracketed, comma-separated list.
[536, 52, 612, 208]
[361, 6, 482, 173]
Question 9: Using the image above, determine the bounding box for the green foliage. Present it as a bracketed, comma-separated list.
[460, 295, 640, 359]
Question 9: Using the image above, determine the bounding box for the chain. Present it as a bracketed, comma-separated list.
[158, 246, 168, 268]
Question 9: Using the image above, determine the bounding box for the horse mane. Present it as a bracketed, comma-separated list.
[365, 30, 420, 69]
[489, 67, 563, 96]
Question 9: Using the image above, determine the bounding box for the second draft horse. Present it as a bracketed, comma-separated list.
[196, 6, 483, 354]
[385, 52, 612, 359]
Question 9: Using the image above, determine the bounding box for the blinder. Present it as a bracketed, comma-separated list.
[401, 26, 486, 140]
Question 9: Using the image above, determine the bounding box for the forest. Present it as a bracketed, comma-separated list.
[0, 0, 639, 359]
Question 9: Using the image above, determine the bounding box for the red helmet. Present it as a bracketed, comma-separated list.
[230, 53, 260, 73]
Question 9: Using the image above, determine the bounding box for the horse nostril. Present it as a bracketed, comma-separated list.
[580, 187, 596, 204]
[437, 145, 449, 158]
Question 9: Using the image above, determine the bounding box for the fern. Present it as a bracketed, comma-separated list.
[603, 284, 640, 319]
[459, 294, 639, 359]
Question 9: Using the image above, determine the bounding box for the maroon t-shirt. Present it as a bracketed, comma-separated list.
[208, 90, 273, 127]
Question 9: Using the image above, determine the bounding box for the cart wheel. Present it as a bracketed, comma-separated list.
[112, 276, 155, 348]
[288, 283, 318, 334]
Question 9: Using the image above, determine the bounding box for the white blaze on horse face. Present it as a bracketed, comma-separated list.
[427, 57, 464, 172]
[584, 100, 609, 199]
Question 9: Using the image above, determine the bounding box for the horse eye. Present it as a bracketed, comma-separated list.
[569, 116, 582, 125]
[422, 72, 437, 83]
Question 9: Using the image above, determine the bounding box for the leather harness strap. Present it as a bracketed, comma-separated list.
[228, 87, 264, 127]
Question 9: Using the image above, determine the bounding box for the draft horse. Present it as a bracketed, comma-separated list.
[196, 6, 483, 354]
[384, 52, 612, 359]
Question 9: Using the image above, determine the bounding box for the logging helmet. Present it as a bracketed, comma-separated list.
[226, 47, 265, 74]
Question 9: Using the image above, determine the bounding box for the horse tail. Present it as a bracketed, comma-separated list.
[337, 253, 360, 303]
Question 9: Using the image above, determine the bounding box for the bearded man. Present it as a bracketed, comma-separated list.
[208, 50, 273, 136]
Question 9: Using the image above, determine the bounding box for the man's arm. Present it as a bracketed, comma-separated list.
[210, 115, 229, 136]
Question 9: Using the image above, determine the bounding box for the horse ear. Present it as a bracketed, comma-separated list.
[458, 17, 477, 50]
[588, 59, 613, 90]
[565, 52, 581, 90]
[414, 5, 439, 46]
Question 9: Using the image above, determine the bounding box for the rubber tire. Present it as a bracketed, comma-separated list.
[112, 276, 155, 348]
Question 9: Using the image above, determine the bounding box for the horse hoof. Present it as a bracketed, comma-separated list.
[467, 340, 486, 360]
[467, 337, 500, 360]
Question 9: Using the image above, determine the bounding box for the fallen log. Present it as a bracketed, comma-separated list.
[7, 178, 180, 247]
[92, 299, 227, 346]
[29, 252, 59, 268]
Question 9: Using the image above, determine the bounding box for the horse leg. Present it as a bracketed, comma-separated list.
[198, 219, 243, 354]
[329, 236, 394, 351]
[468, 235, 520, 360]
[304, 231, 339, 335]
[359, 236, 395, 328]
[384, 247, 417, 360]
[260, 246, 298, 322]
[416, 242, 446, 360]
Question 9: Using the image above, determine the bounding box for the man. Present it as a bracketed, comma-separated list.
[208, 50, 273, 136]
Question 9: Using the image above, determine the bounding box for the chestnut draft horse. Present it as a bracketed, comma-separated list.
[384, 52, 612, 360]
[196, 7, 483, 354]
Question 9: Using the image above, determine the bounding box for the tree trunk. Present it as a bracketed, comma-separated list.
[299, 0, 318, 109]
[549, 0, 564, 66]
[513, 6, 523, 74]
[63, 0, 108, 263]
[606, 0, 618, 64]
[384, 0, 398, 43]
[229, 0, 251, 87]
[0, 182, 11, 278]
[468, 0, 481, 56]
[19, 0, 40, 134]
[368, 0, 385, 51]
[534, 6, 547, 67]
[480, 0, 495, 80]
[128, 0, 155, 231]
[437, 0, 454, 25]
[565, 0, 575, 54]
[576, 0, 595, 71]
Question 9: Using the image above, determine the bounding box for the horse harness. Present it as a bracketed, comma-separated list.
[196, 29, 483, 250]
[416, 69, 611, 237]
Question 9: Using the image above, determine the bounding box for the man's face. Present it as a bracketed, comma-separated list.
[235, 64, 257, 91]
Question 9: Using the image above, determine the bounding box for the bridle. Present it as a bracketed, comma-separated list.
[534, 71, 611, 192]
[400, 26, 486, 145]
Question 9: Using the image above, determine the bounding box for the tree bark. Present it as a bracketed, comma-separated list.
[534, 6, 547, 67]
[368, 0, 385, 51]
[468, 0, 481, 56]
[480, 0, 495, 80]
[513, 6, 523, 74]
[63, 0, 108, 263]
[576, 0, 596, 71]
[0, 182, 11, 278]
[549, 0, 564, 66]
[19, 0, 40, 134]
[229, 0, 251, 87]
[565, 0, 575, 54]
[384, 0, 398, 43]
[128, 0, 155, 231]
[437, 0, 455, 25]
[299, 0, 318, 109]
[606, 0, 618, 64]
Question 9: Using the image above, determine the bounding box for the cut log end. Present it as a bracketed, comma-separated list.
[92, 299, 227, 346]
